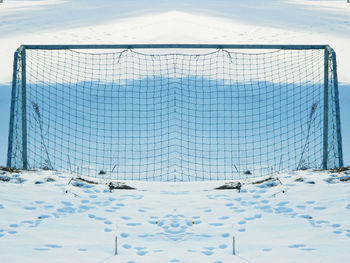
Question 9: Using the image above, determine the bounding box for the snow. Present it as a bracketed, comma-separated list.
[0, 169, 350, 262]
[0, 0, 350, 262]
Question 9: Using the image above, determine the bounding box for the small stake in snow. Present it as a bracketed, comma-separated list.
[114, 235, 118, 255]
[232, 235, 236, 255]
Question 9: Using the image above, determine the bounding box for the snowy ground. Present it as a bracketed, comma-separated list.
[0, 169, 350, 263]
[1, 1, 350, 262]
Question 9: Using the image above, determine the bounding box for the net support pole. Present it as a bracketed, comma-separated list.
[322, 48, 329, 169]
[232, 235, 236, 255]
[7, 51, 19, 168]
[114, 235, 118, 255]
[21, 48, 28, 169]
[331, 51, 344, 167]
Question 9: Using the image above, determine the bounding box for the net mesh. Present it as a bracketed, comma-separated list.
[7, 46, 342, 181]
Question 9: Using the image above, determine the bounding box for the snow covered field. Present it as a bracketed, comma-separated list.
[0, 0, 350, 262]
[0, 169, 350, 263]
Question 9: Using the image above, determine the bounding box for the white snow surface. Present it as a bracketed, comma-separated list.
[0, 169, 350, 263]
[1, 1, 350, 262]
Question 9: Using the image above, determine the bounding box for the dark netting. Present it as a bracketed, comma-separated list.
[7, 45, 343, 181]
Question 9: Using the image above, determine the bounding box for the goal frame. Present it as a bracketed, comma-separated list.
[7, 44, 344, 174]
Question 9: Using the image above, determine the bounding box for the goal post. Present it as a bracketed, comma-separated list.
[7, 44, 343, 181]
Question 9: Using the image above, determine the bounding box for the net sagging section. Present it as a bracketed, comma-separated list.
[7, 45, 343, 181]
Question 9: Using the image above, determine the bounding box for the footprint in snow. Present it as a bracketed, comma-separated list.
[88, 214, 96, 218]
[219, 244, 227, 249]
[123, 244, 132, 249]
[316, 220, 328, 224]
[61, 201, 73, 206]
[208, 223, 224, 226]
[136, 250, 148, 256]
[24, 206, 36, 210]
[274, 206, 293, 214]
[34, 248, 50, 251]
[305, 201, 315, 205]
[262, 248, 272, 252]
[202, 250, 214, 256]
[56, 206, 76, 214]
[288, 244, 306, 248]
[78, 205, 93, 212]
[331, 224, 341, 228]
[44, 244, 62, 248]
[299, 214, 313, 219]
[256, 205, 272, 212]
[313, 206, 327, 210]
[126, 223, 141, 226]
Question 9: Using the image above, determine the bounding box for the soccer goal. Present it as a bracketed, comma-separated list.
[7, 44, 343, 181]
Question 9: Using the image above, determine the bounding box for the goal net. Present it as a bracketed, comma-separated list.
[7, 44, 343, 181]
